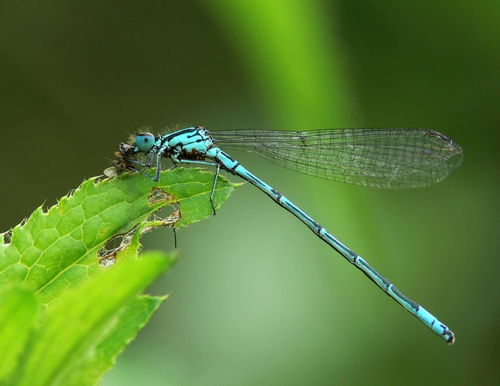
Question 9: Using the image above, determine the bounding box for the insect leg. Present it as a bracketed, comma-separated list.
[175, 159, 220, 215]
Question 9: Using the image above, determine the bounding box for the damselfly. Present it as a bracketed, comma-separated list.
[116, 127, 463, 343]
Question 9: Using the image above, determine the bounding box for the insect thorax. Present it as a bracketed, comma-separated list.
[162, 126, 215, 161]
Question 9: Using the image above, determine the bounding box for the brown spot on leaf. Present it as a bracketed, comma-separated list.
[148, 187, 175, 205]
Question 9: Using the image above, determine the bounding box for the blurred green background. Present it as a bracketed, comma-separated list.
[1, 1, 499, 385]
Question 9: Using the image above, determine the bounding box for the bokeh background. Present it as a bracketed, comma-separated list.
[1, 1, 499, 385]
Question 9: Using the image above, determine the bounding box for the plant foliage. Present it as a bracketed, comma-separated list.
[0, 168, 238, 385]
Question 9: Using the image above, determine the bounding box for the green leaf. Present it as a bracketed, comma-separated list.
[0, 285, 38, 383]
[0, 166, 238, 384]
[64, 293, 166, 386]
[0, 168, 238, 305]
[16, 253, 172, 386]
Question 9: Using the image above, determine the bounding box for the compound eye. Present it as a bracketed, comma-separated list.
[134, 133, 155, 151]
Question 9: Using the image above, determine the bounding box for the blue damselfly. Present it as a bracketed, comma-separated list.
[117, 127, 463, 343]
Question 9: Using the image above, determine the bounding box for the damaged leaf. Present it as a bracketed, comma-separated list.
[0, 167, 239, 305]
[0, 166, 239, 386]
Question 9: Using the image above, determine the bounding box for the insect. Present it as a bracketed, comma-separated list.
[117, 126, 463, 343]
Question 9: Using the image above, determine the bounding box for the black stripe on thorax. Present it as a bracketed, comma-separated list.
[164, 128, 199, 141]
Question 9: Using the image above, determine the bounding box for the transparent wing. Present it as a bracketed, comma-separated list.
[209, 128, 463, 189]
